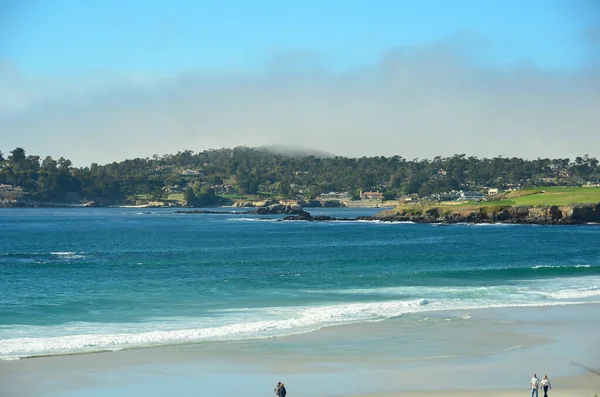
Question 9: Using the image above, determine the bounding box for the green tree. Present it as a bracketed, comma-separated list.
[150, 188, 167, 201]
[8, 147, 26, 165]
[383, 190, 397, 200]
[183, 187, 197, 206]
[195, 186, 218, 206]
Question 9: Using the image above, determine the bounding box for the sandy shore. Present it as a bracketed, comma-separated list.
[357, 387, 598, 397]
[1, 304, 599, 397]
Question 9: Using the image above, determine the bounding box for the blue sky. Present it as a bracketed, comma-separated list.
[0, 0, 599, 165]
[3, 0, 597, 75]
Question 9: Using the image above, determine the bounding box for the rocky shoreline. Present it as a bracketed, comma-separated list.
[373, 203, 600, 224]
[175, 204, 307, 216]
[3, 198, 599, 225]
[175, 202, 600, 224]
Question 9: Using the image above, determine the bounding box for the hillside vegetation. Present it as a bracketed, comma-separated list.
[1, 146, 599, 206]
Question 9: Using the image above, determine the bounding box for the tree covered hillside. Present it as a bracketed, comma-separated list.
[0, 146, 599, 205]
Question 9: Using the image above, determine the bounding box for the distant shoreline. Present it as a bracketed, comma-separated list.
[175, 202, 600, 225]
[2, 200, 600, 225]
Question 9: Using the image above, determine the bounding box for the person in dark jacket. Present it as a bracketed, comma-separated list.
[279, 383, 287, 397]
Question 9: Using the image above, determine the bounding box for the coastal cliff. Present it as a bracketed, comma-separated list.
[374, 203, 600, 224]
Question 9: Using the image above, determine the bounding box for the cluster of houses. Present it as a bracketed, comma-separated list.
[316, 189, 503, 203]
[424, 190, 485, 202]
[0, 184, 23, 205]
[169, 166, 513, 203]
[164, 183, 237, 195]
[316, 191, 385, 201]
[0, 184, 22, 194]
[165, 166, 600, 203]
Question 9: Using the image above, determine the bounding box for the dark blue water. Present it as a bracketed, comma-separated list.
[1, 207, 599, 359]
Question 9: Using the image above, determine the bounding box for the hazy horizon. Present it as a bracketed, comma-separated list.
[1, 1, 599, 166]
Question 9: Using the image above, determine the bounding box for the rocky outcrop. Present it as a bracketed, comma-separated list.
[176, 202, 600, 225]
[250, 204, 305, 215]
[321, 200, 344, 207]
[374, 203, 600, 224]
[233, 201, 257, 208]
[296, 200, 323, 207]
[282, 212, 373, 222]
[233, 200, 277, 208]
[176, 203, 306, 216]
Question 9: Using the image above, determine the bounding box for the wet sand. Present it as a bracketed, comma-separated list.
[1, 304, 599, 397]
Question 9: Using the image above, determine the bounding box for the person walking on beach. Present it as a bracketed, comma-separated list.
[275, 381, 287, 397]
[541, 374, 551, 397]
[275, 382, 281, 396]
[530, 373, 540, 397]
[279, 382, 287, 397]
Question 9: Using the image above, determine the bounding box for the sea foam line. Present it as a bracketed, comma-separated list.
[2, 298, 599, 361]
[532, 264, 592, 269]
[0, 299, 428, 360]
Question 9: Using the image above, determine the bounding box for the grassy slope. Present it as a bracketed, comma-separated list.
[386, 187, 600, 216]
[485, 187, 600, 206]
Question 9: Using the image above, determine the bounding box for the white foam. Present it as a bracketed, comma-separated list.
[228, 218, 276, 222]
[50, 252, 85, 259]
[503, 345, 523, 351]
[0, 298, 430, 359]
[531, 264, 593, 269]
[3, 276, 600, 360]
[468, 223, 516, 227]
[1, 299, 597, 361]
[540, 286, 600, 300]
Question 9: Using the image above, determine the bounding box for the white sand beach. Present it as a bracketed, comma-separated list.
[2, 304, 599, 397]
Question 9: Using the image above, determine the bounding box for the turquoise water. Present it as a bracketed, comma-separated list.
[1, 208, 599, 360]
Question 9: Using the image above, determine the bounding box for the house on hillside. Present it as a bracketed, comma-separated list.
[398, 194, 419, 203]
[164, 185, 183, 193]
[487, 188, 499, 195]
[459, 190, 484, 201]
[360, 191, 384, 200]
[558, 171, 571, 179]
[319, 192, 350, 200]
[583, 182, 600, 187]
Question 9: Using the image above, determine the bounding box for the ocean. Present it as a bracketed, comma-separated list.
[1, 207, 599, 361]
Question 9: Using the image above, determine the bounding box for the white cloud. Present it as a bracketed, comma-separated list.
[1, 41, 599, 166]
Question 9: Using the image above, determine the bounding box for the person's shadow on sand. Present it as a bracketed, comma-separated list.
[571, 362, 600, 377]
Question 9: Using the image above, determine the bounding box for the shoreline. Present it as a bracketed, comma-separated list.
[2, 202, 599, 225]
[3, 301, 599, 363]
[2, 304, 599, 397]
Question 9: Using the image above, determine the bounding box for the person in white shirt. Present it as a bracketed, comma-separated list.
[530, 373, 540, 397]
[541, 374, 551, 397]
